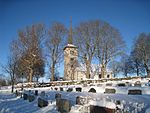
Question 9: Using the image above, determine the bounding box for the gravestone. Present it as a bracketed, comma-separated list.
[128, 89, 142, 95]
[38, 91, 48, 107]
[88, 88, 96, 93]
[67, 88, 73, 92]
[117, 83, 126, 87]
[55, 87, 58, 91]
[106, 83, 112, 86]
[116, 100, 121, 105]
[38, 97, 48, 107]
[35, 90, 38, 96]
[90, 105, 115, 113]
[15, 90, 18, 96]
[41, 91, 45, 97]
[76, 96, 88, 105]
[134, 82, 141, 87]
[23, 93, 28, 100]
[76, 87, 82, 92]
[56, 99, 71, 113]
[60, 87, 63, 91]
[16, 90, 22, 97]
[105, 88, 116, 94]
[28, 94, 35, 102]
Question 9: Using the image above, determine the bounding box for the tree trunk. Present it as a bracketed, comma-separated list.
[11, 80, 14, 93]
[11, 74, 15, 93]
[29, 69, 33, 83]
[51, 64, 55, 81]
[136, 67, 139, 76]
[101, 64, 106, 78]
[86, 60, 91, 79]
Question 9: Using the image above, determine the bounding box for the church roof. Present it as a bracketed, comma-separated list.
[63, 44, 77, 50]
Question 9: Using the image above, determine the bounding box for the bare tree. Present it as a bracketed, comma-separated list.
[130, 50, 145, 76]
[0, 74, 7, 87]
[75, 20, 99, 79]
[9, 40, 26, 82]
[1, 40, 20, 92]
[132, 33, 150, 76]
[96, 22, 125, 78]
[120, 54, 133, 77]
[33, 61, 45, 82]
[17, 24, 45, 82]
[109, 60, 121, 77]
[2, 56, 17, 93]
[46, 22, 67, 81]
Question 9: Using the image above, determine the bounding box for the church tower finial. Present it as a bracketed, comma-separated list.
[68, 17, 73, 44]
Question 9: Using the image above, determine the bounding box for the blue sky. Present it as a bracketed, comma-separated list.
[0, 0, 150, 77]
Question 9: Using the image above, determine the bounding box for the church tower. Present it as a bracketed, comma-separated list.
[64, 18, 78, 80]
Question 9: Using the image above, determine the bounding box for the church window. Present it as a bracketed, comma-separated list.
[107, 75, 110, 78]
[70, 58, 74, 61]
[99, 74, 101, 78]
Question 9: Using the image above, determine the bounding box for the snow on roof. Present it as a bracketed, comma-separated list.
[67, 44, 77, 47]
[64, 44, 77, 50]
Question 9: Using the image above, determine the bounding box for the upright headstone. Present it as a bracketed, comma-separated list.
[55, 87, 58, 91]
[38, 97, 48, 107]
[41, 91, 45, 97]
[67, 88, 73, 92]
[60, 87, 63, 91]
[105, 88, 116, 94]
[15, 90, 18, 96]
[90, 105, 115, 113]
[28, 94, 35, 102]
[35, 90, 38, 96]
[23, 93, 28, 100]
[76, 96, 89, 105]
[56, 99, 71, 113]
[76, 87, 82, 92]
[38, 91, 48, 107]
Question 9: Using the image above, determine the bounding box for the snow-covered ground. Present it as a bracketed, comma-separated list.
[1, 90, 150, 113]
[0, 78, 150, 113]
[0, 91, 59, 113]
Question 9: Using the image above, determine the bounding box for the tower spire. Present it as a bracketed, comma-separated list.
[68, 17, 73, 44]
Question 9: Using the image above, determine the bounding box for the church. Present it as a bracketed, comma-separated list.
[63, 19, 112, 81]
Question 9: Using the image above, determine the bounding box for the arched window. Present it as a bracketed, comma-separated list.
[99, 74, 101, 78]
[107, 75, 110, 78]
